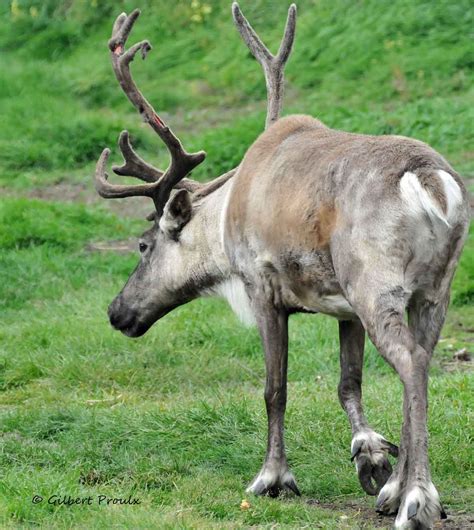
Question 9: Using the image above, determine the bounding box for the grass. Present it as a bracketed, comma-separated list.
[0, 0, 472, 528]
[0, 0, 473, 186]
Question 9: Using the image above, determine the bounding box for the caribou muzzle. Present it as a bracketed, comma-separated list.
[108, 297, 149, 338]
[108, 296, 179, 338]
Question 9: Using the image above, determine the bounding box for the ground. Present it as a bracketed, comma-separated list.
[0, 1, 472, 528]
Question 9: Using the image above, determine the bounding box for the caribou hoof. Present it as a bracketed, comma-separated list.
[351, 430, 398, 495]
[376, 475, 402, 515]
[394, 481, 444, 529]
[246, 459, 301, 497]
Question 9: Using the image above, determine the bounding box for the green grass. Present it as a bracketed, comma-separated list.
[0, 0, 473, 186]
[0, 0, 473, 528]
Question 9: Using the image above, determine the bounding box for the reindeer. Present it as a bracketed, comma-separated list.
[94, 4, 469, 529]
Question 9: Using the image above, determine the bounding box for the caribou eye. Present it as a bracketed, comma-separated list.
[139, 242, 148, 253]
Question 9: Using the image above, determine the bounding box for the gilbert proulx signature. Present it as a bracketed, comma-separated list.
[32, 494, 141, 506]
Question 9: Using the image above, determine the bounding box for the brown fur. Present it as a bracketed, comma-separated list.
[226, 115, 464, 260]
[312, 204, 339, 247]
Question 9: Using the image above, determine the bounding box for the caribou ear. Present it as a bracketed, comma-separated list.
[159, 189, 193, 238]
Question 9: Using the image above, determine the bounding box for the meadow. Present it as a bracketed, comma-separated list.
[0, 0, 472, 528]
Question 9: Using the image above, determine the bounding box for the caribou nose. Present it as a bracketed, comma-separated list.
[107, 298, 145, 337]
[107, 297, 133, 330]
[107, 298, 121, 328]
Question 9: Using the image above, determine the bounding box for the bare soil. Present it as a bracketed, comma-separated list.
[85, 238, 137, 253]
[8, 182, 154, 220]
[307, 498, 474, 529]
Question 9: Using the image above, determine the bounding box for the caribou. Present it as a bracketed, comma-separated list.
[94, 4, 469, 529]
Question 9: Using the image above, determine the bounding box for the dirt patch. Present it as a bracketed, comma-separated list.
[437, 341, 474, 373]
[22, 182, 153, 220]
[27, 182, 91, 203]
[306, 498, 474, 529]
[2, 182, 149, 219]
[441, 357, 474, 373]
[85, 238, 136, 254]
[307, 498, 391, 529]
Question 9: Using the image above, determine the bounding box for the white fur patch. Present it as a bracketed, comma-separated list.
[317, 294, 355, 316]
[351, 430, 386, 452]
[400, 171, 449, 226]
[215, 277, 256, 326]
[437, 169, 462, 219]
[395, 486, 424, 528]
[351, 431, 389, 470]
[400, 170, 462, 227]
[248, 467, 278, 490]
[377, 478, 402, 514]
[351, 430, 381, 451]
[219, 181, 233, 249]
[158, 211, 176, 235]
[246, 462, 296, 493]
[395, 482, 441, 528]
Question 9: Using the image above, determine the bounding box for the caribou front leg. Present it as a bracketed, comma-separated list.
[247, 302, 300, 497]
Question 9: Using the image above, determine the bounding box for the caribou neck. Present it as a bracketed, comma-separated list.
[186, 179, 234, 288]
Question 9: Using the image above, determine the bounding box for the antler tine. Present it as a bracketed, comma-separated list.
[112, 131, 163, 182]
[183, 4, 297, 201]
[109, 9, 140, 53]
[192, 168, 238, 199]
[232, 2, 297, 129]
[96, 147, 200, 202]
[95, 148, 159, 199]
[231, 3, 272, 66]
[276, 4, 297, 65]
[111, 12, 127, 37]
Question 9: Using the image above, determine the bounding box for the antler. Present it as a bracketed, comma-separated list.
[232, 2, 296, 129]
[112, 130, 162, 182]
[95, 5, 297, 210]
[95, 9, 206, 215]
[194, 3, 297, 198]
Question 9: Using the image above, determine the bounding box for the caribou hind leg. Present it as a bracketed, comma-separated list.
[338, 319, 399, 496]
[375, 291, 452, 522]
[346, 282, 443, 529]
[380, 231, 466, 527]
